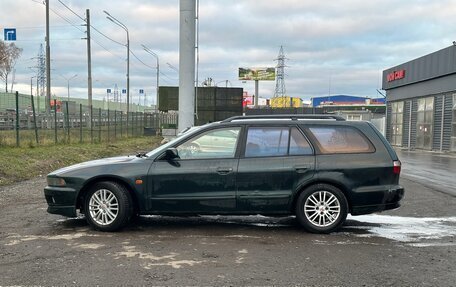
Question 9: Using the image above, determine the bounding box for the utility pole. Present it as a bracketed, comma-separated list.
[85, 9, 93, 127]
[86, 9, 93, 110]
[45, 0, 51, 114]
[178, 0, 196, 132]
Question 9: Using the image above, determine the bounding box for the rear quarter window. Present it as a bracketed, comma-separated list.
[308, 126, 375, 154]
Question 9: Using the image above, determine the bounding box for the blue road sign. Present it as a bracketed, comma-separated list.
[122, 89, 127, 94]
[107, 89, 112, 93]
[4, 28, 16, 41]
[139, 89, 144, 94]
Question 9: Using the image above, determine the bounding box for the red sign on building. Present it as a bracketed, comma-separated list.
[387, 69, 405, 82]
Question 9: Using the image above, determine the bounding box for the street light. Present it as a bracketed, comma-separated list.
[141, 44, 159, 110]
[60, 74, 78, 101]
[103, 10, 130, 117]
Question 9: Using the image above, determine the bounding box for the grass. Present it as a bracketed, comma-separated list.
[0, 136, 163, 187]
[0, 126, 144, 147]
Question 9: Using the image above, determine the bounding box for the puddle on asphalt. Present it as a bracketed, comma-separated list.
[140, 214, 456, 247]
[36, 214, 456, 248]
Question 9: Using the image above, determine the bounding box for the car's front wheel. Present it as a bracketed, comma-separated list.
[295, 184, 348, 233]
[84, 181, 133, 232]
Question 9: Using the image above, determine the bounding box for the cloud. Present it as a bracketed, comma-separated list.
[2, 0, 456, 101]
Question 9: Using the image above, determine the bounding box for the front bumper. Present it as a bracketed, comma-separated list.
[44, 186, 78, 217]
[350, 185, 405, 215]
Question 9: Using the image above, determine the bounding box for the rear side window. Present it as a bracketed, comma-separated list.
[245, 127, 313, 157]
[289, 127, 313, 155]
[245, 127, 289, 157]
[308, 126, 374, 154]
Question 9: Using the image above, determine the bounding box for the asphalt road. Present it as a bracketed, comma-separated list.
[1, 152, 455, 286]
[397, 149, 456, 196]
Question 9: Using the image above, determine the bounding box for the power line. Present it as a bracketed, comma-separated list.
[46, 2, 124, 62]
[130, 50, 155, 69]
[57, 0, 125, 47]
[57, 0, 84, 21]
[90, 26, 125, 46]
[57, 0, 125, 46]
[34, 0, 170, 88]
[49, 5, 85, 34]
[12, 25, 73, 29]
[51, 0, 156, 70]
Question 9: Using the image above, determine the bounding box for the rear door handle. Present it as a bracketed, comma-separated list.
[294, 166, 309, 173]
[216, 167, 233, 175]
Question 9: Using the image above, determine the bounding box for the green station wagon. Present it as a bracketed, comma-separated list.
[44, 115, 404, 233]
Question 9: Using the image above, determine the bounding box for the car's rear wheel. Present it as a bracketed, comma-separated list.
[295, 184, 348, 233]
[84, 181, 133, 232]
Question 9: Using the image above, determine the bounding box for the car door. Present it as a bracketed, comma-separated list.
[236, 125, 315, 213]
[147, 126, 242, 213]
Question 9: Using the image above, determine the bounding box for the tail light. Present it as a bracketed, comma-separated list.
[393, 160, 401, 175]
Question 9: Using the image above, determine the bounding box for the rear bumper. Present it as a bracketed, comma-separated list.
[350, 185, 404, 215]
[44, 186, 78, 217]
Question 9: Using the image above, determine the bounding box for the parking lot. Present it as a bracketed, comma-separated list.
[1, 149, 455, 286]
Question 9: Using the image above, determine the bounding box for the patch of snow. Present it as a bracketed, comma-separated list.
[347, 215, 456, 244]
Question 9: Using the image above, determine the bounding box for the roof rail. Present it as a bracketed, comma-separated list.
[221, 114, 346, 123]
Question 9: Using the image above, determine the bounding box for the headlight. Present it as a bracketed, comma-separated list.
[47, 177, 66, 187]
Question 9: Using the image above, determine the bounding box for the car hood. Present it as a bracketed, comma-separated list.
[49, 156, 140, 176]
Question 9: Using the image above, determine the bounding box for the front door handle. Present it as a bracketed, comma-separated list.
[216, 167, 233, 175]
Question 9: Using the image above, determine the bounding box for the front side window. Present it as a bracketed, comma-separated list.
[308, 126, 375, 154]
[176, 127, 241, 159]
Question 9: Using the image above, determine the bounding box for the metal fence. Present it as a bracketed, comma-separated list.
[0, 92, 178, 147]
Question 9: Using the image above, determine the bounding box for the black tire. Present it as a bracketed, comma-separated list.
[84, 181, 133, 232]
[295, 184, 348, 234]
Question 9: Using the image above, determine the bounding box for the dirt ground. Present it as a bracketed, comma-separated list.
[0, 175, 455, 286]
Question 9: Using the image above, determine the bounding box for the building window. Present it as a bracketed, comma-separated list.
[452, 94, 456, 152]
[416, 97, 434, 150]
[347, 114, 362, 121]
[390, 101, 404, 146]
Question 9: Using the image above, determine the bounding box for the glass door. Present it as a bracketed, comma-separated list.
[391, 101, 404, 146]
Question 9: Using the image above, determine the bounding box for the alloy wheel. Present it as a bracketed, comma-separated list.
[88, 189, 119, 226]
[304, 190, 341, 227]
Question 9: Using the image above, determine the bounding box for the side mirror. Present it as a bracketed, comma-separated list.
[165, 148, 179, 160]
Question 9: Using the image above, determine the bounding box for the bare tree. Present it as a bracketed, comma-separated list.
[0, 41, 23, 93]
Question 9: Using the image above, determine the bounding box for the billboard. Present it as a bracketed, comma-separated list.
[239, 67, 275, 81]
[270, 96, 302, 108]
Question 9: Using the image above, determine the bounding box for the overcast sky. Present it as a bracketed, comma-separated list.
[1, 0, 456, 104]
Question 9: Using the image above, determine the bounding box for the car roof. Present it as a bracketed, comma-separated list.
[221, 114, 346, 123]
